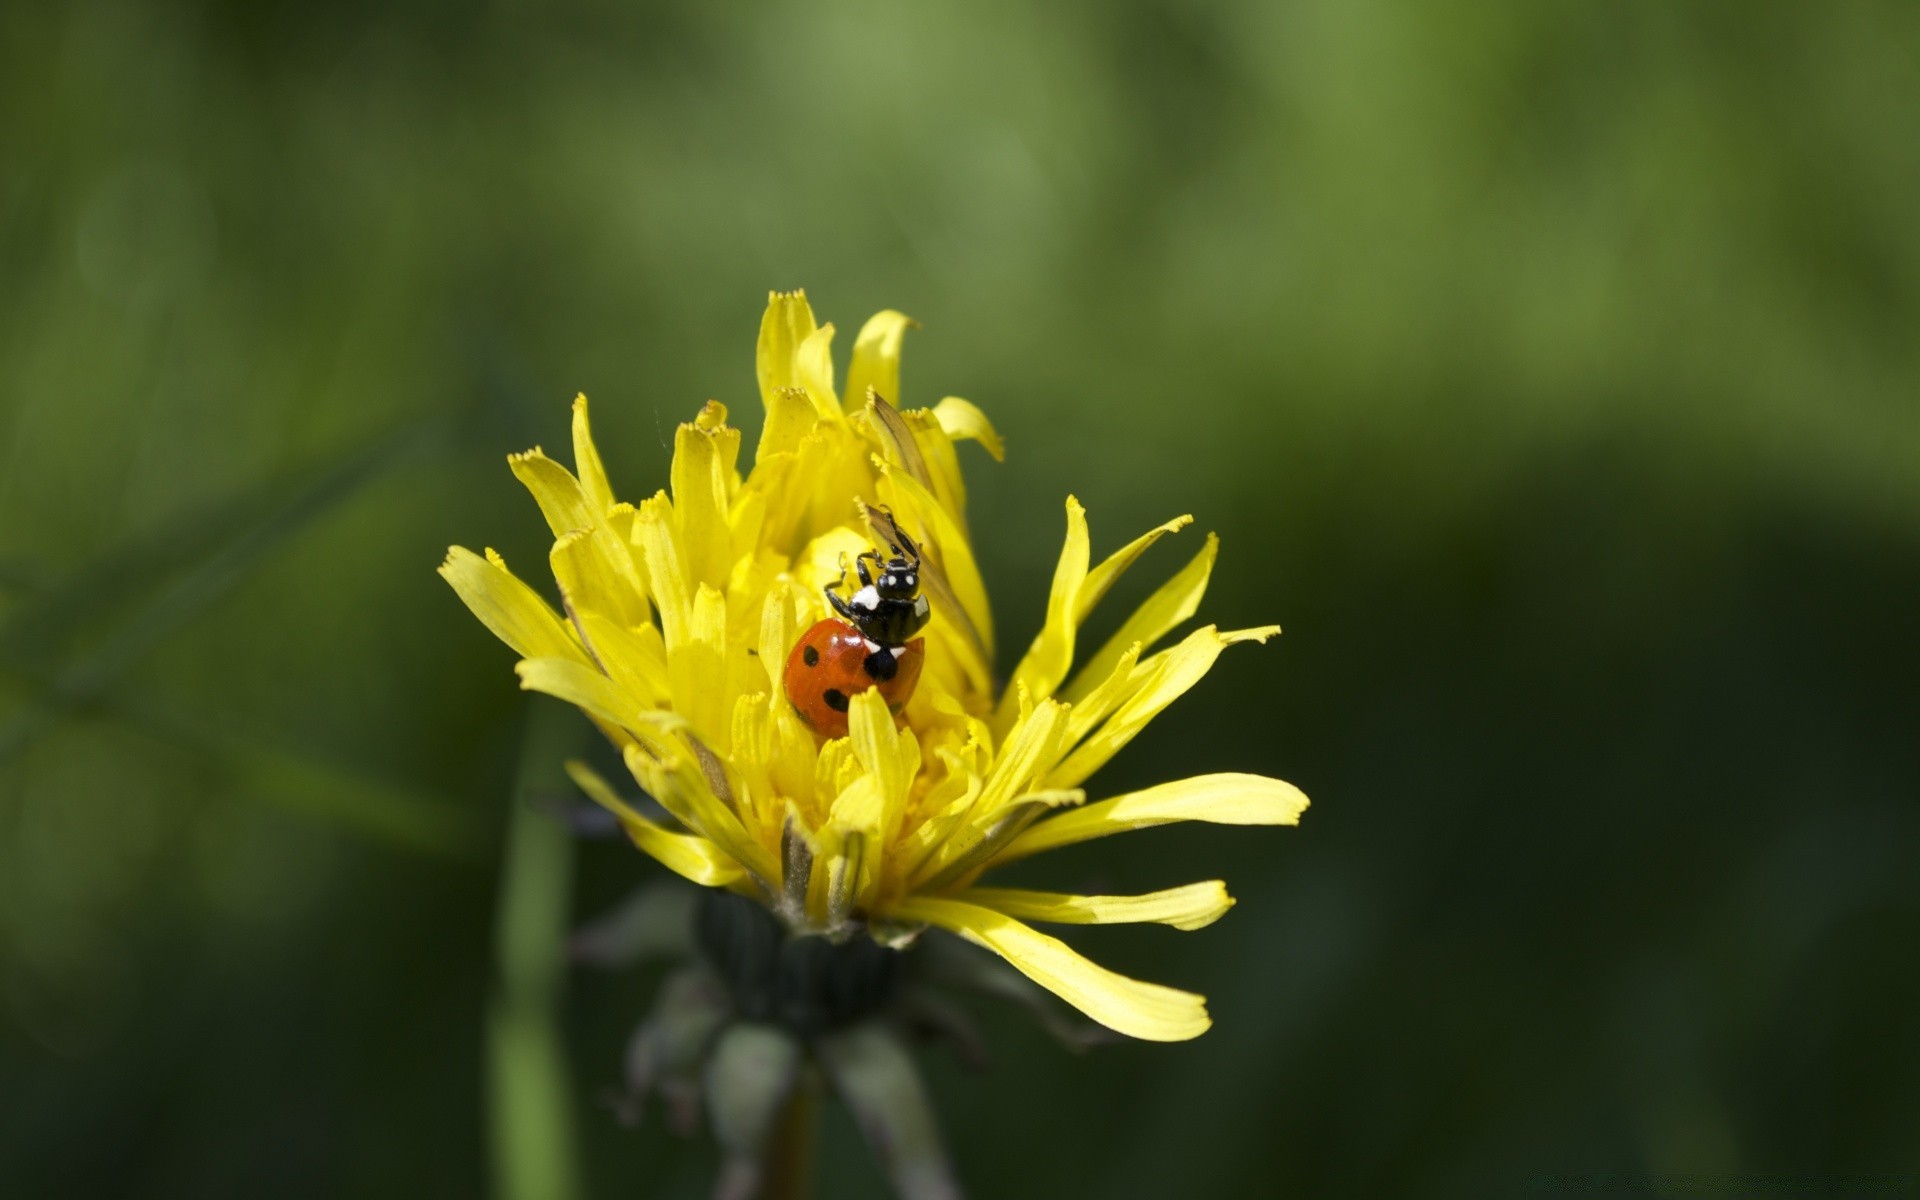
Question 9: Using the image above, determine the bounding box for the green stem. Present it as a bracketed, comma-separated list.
[762, 1075, 820, 1200]
[487, 704, 586, 1200]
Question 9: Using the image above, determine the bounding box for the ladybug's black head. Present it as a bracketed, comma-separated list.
[873, 528, 922, 601]
[875, 558, 918, 601]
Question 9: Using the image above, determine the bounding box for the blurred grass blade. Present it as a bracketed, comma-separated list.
[489, 700, 587, 1200]
[0, 477, 303, 666]
[0, 415, 445, 766]
[100, 690, 483, 859]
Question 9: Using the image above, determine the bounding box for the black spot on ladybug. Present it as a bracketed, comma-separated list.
[802, 645, 820, 667]
[862, 647, 898, 682]
[823, 688, 850, 713]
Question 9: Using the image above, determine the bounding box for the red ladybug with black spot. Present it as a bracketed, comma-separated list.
[783, 530, 930, 739]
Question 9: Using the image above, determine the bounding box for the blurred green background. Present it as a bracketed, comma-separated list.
[3, 1, 1917, 1196]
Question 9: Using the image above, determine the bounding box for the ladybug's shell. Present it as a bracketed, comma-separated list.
[783, 619, 925, 740]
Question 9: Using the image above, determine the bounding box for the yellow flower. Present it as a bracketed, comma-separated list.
[441, 290, 1308, 1042]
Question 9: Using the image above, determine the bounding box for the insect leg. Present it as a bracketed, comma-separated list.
[825, 554, 856, 614]
[894, 526, 921, 565]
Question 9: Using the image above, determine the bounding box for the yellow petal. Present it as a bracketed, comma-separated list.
[994, 772, 1309, 865]
[571, 394, 615, 515]
[727, 486, 768, 564]
[1077, 514, 1192, 623]
[634, 494, 690, 651]
[931, 396, 1004, 461]
[621, 742, 777, 885]
[993, 497, 1088, 732]
[902, 409, 971, 533]
[814, 828, 869, 927]
[1061, 641, 1142, 750]
[565, 761, 745, 887]
[995, 508, 1192, 734]
[575, 610, 669, 709]
[976, 697, 1069, 818]
[516, 656, 647, 731]
[960, 881, 1235, 931]
[755, 582, 800, 694]
[667, 584, 730, 750]
[874, 458, 994, 660]
[756, 387, 817, 465]
[892, 897, 1211, 1042]
[912, 787, 1082, 892]
[508, 448, 594, 537]
[847, 688, 917, 831]
[729, 693, 792, 848]
[602, 502, 652, 602]
[672, 404, 739, 590]
[549, 527, 648, 630]
[439, 546, 582, 662]
[844, 309, 915, 409]
[751, 423, 869, 556]
[768, 699, 823, 814]
[827, 773, 885, 841]
[795, 323, 841, 419]
[1048, 624, 1279, 789]
[812, 736, 856, 817]
[756, 290, 819, 410]
[1063, 533, 1217, 706]
[900, 750, 984, 873]
[514, 440, 651, 624]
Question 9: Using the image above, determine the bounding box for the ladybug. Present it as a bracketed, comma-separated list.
[783, 529, 930, 740]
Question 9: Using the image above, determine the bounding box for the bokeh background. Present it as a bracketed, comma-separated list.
[3, 1, 1917, 1196]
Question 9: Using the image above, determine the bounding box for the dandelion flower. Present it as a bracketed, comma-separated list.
[442, 290, 1308, 1044]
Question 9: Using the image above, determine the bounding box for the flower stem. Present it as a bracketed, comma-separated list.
[487, 704, 587, 1200]
[761, 1076, 819, 1200]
